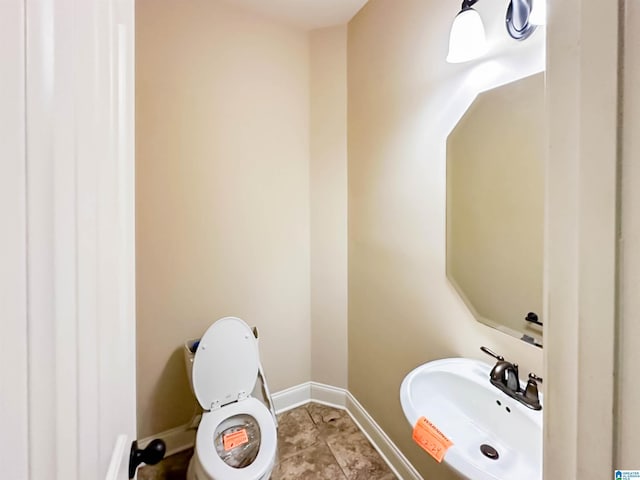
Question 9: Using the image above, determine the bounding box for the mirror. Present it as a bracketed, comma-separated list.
[446, 72, 544, 346]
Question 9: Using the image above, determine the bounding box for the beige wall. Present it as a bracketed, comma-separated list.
[310, 26, 349, 388]
[347, 1, 543, 478]
[136, 0, 311, 437]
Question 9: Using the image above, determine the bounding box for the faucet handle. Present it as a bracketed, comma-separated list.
[480, 346, 504, 361]
[524, 373, 542, 406]
[528, 372, 543, 383]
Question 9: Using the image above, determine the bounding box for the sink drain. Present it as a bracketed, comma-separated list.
[480, 444, 499, 460]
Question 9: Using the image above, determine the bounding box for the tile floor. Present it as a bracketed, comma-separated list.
[139, 402, 398, 480]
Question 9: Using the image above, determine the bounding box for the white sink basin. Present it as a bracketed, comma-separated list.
[400, 358, 542, 480]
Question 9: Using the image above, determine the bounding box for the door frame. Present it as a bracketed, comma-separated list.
[544, 0, 620, 477]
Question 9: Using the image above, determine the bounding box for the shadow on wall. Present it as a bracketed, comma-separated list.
[139, 347, 199, 438]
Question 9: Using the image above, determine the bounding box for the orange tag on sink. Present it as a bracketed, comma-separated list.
[223, 429, 249, 451]
[412, 416, 453, 463]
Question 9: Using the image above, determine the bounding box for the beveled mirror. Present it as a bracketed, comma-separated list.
[446, 72, 544, 346]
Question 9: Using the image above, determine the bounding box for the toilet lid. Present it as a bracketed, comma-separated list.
[192, 317, 259, 410]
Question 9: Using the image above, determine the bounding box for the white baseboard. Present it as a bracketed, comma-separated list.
[137, 422, 196, 458]
[271, 382, 311, 413]
[270, 381, 346, 411]
[344, 391, 423, 480]
[138, 382, 422, 480]
[309, 382, 347, 408]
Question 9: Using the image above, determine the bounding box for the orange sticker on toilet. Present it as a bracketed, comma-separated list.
[412, 416, 453, 463]
[223, 429, 249, 451]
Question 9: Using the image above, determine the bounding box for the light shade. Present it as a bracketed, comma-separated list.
[447, 8, 488, 63]
[529, 0, 546, 25]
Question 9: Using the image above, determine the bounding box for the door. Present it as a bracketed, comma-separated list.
[1, 1, 137, 479]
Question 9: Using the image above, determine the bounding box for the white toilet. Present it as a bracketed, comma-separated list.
[186, 317, 278, 480]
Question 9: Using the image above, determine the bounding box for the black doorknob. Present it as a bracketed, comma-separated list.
[128, 439, 166, 478]
[524, 312, 543, 326]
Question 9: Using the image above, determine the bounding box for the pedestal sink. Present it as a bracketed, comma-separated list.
[400, 358, 542, 480]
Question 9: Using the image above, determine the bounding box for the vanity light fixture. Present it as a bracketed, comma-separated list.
[446, 0, 488, 63]
[448, 0, 542, 63]
[505, 0, 537, 40]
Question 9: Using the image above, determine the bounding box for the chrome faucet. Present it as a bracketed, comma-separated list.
[480, 347, 542, 410]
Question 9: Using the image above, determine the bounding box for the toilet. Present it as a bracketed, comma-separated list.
[186, 317, 278, 480]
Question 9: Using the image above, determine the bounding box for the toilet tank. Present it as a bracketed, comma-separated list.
[183, 338, 199, 395]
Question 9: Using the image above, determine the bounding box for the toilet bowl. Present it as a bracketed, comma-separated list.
[186, 317, 278, 480]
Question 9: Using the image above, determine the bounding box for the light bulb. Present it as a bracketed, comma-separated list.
[447, 8, 488, 64]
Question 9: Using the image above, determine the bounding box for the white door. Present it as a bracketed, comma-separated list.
[0, 1, 29, 478]
[1, 1, 137, 479]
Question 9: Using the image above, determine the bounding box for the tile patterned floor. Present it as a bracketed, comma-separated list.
[139, 402, 398, 480]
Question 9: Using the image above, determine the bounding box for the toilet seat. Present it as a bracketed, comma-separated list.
[196, 397, 277, 480]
